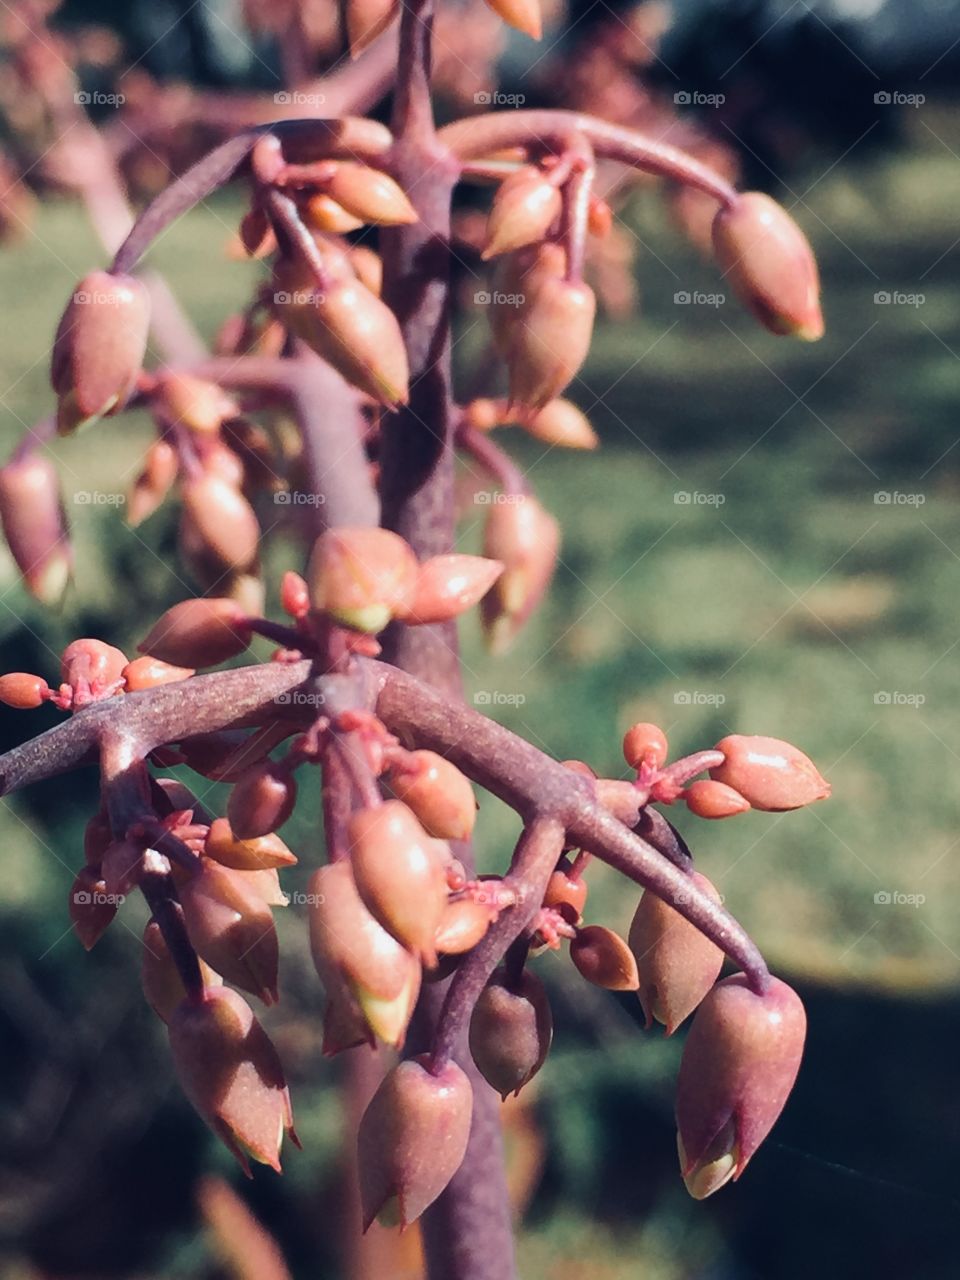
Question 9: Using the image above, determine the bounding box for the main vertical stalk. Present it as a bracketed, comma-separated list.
[378, 3, 518, 1277]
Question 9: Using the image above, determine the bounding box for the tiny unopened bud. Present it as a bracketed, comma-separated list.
[469, 969, 553, 1099]
[543, 865, 587, 923]
[228, 762, 297, 840]
[387, 750, 477, 841]
[0, 455, 71, 604]
[398, 554, 504, 626]
[358, 1055, 472, 1229]
[0, 672, 49, 708]
[307, 526, 418, 633]
[676, 974, 806, 1195]
[323, 163, 417, 226]
[69, 865, 117, 949]
[128, 439, 178, 527]
[205, 817, 297, 871]
[622, 721, 669, 770]
[434, 898, 492, 955]
[178, 858, 280, 1004]
[481, 0, 542, 39]
[139, 598, 251, 668]
[712, 193, 823, 341]
[181, 474, 260, 574]
[61, 638, 128, 705]
[483, 167, 561, 259]
[122, 655, 195, 691]
[155, 373, 238, 435]
[301, 193, 364, 234]
[685, 779, 750, 819]
[481, 495, 559, 652]
[709, 735, 830, 812]
[141, 917, 222, 1022]
[344, 0, 399, 56]
[570, 924, 639, 991]
[522, 399, 598, 449]
[280, 570, 310, 620]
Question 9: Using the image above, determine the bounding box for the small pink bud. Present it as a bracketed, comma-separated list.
[387, 750, 477, 841]
[676, 974, 806, 1196]
[323, 163, 417, 226]
[121, 655, 195, 691]
[280, 570, 310, 620]
[685, 779, 750, 819]
[178, 858, 280, 1004]
[482, 167, 561, 260]
[69, 865, 118, 949]
[127, 439, 178, 527]
[481, 0, 542, 39]
[628, 872, 725, 1033]
[358, 1055, 473, 1229]
[141, 917, 221, 1022]
[61, 638, 128, 705]
[0, 672, 49, 708]
[709, 734, 830, 811]
[227, 762, 297, 840]
[0, 455, 71, 604]
[434, 898, 493, 956]
[505, 273, 596, 415]
[155, 373, 238, 435]
[712, 193, 823, 341]
[543, 866, 588, 922]
[480, 495, 560, 652]
[570, 925, 639, 991]
[138, 598, 251, 668]
[397, 554, 504, 626]
[180, 473, 260, 574]
[300, 193, 365, 234]
[521, 399, 598, 450]
[307, 526, 418, 633]
[168, 987, 295, 1174]
[622, 721, 669, 770]
[469, 968, 553, 1099]
[204, 818, 298, 871]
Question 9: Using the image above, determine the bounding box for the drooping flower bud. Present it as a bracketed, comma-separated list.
[481, 0, 542, 39]
[480, 494, 560, 652]
[178, 858, 280, 1004]
[204, 817, 298, 871]
[138, 598, 251, 668]
[323, 163, 417, 226]
[482, 167, 561, 260]
[344, 0, 399, 57]
[469, 968, 553, 1099]
[61, 638, 128, 706]
[628, 872, 725, 1034]
[543, 864, 588, 923]
[434, 898, 493, 956]
[154, 373, 238, 435]
[358, 1055, 473, 1229]
[180, 474, 260, 574]
[127, 438, 178, 527]
[51, 271, 150, 431]
[521, 398, 598, 449]
[168, 987, 295, 1174]
[69, 865, 119, 949]
[676, 974, 806, 1197]
[684, 779, 750, 819]
[0, 454, 72, 604]
[307, 526, 418, 633]
[712, 193, 823, 341]
[141, 917, 222, 1022]
[227, 762, 297, 840]
[348, 800, 449, 965]
[387, 751, 477, 841]
[502, 268, 596, 416]
[121, 655, 195, 691]
[570, 924, 639, 991]
[709, 735, 830, 811]
[622, 721, 669, 771]
[301, 192, 364, 234]
[0, 672, 49, 708]
[397, 554, 504, 626]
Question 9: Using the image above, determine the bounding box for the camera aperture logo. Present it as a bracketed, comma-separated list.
[474, 690, 526, 707]
[674, 690, 725, 706]
[874, 890, 925, 907]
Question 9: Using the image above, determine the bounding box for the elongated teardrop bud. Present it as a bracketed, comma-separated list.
[481, 494, 560, 653]
[709, 735, 830, 811]
[0, 454, 72, 604]
[434, 898, 493, 956]
[684, 779, 750, 819]
[178, 858, 280, 1004]
[307, 526, 418, 633]
[570, 924, 639, 990]
[138, 598, 251, 668]
[141, 917, 222, 1022]
[501, 268, 596, 415]
[481, 0, 542, 39]
[227, 762, 297, 840]
[180, 474, 260, 574]
[482, 166, 561, 259]
[522, 399, 598, 449]
[121, 655, 195, 691]
[469, 968, 553, 1099]
[205, 818, 298, 871]
[387, 750, 477, 841]
[0, 672, 49, 708]
[127, 439, 178, 527]
[323, 163, 417, 226]
[397, 554, 504, 625]
[69, 865, 119, 949]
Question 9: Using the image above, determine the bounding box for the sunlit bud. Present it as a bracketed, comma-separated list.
[622, 721, 669, 770]
[141, 917, 222, 1022]
[322, 163, 417, 226]
[61, 639, 128, 706]
[155, 373, 238, 435]
[240, 867, 289, 908]
[469, 969, 553, 1099]
[205, 817, 297, 871]
[138, 597, 251, 668]
[570, 924, 639, 991]
[500, 267, 595, 415]
[358, 1055, 472, 1229]
[710, 734, 830, 811]
[238, 206, 274, 258]
[323, 990, 374, 1056]
[0, 672, 49, 708]
[712, 193, 823, 341]
[0, 455, 72, 604]
[543, 866, 588, 923]
[51, 271, 150, 428]
[69, 865, 118, 949]
[348, 244, 383, 296]
[676, 974, 806, 1196]
[228, 762, 297, 840]
[121, 655, 194, 691]
[587, 196, 613, 237]
[280, 570, 310, 620]
[398, 554, 504, 626]
[168, 987, 295, 1174]
[481, 0, 542, 39]
[348, 800, 449, 965]
[685, 779, 750, 819]
[180, 474, 260, 574]
[344, 0, 399, 57]
[628, 872, 724, 1033]
[488, 241, 565, 351]
[307, 526, 418, 633]
[386, 750, 477, 842]
[434, 898, 492, 955]
[308, 863, 421, 1048]
[178, 858, 280, 1004]
[522, 399, 598, 449]
[480, 494, 560, 652]
[482, 167, 561, 259]
[463, 397, 500, 432]
[127, 439, 178, 527]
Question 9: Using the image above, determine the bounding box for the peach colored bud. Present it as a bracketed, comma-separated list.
[434, 898, 492, 955]
[138, 598, 251, 668]
[51, 270, 150, 427]
[676, 974, 806, 1196]
[469, 969, 553, 1099]
[463, 397, 501, 432]
[301, 193, 365, 234]
[323, 163, 417, 226]
[588, 196, 613, 237]
[205, 817, 298, 871]
[358, 1055, 472, 1229]
[308, 862, 421, 1048]
[168, 987, 294, 1174]
[348, 800, 449, 965]
[482, 0, 542, 39]
[178, 858, 280, 1004]
[181, 474, 260, 574]
[623, 721, 669, 770]
[0, 672, 49, 708]
[280, 570, 310, 619]
[155, 373, 238, 435]
[712, 193, 823, 340]
[128, 439, 178, 527]
[570, 924, 639, 991]
[685, 779, 750, 819]
[480, 494, 560, 653]
[228, 762, 297, 840]
[0, 455, 71, 604]
[482, 167, 561, 259]
[307, 526, 418, 633]
[348, 244, 383, 296]
[709, 734, 830, 812]
[121, 655, 194, 691]
[628, 872, 724, 1034]
[387, 751, 477, 841]
[69, 865, 119, 949]
[239, 206, 273, 257]
[397, 553, 504, 626]
[345, 0, 399, 57]
[543, 866, 587, 923]
[522, 399, 598, 450]
[488, 241, 565, 351]
[141, 917, 222, 1022]
[61, 639, 128, 701]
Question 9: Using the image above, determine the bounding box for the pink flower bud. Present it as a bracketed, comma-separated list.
[51, 270, 150, 428]
[709, 734, 830, 811]
[397, 554, 504, 625]
[0, 672, 49, 708]
[434, 898, 493, 956]
[482, 167, 562, 260]
[543, 866, 588, 923]
[227, 762, 297, 840]
[178, 858, 280, 1005]
[180, 474, 260, 574]
[387, 750, 477, 841]
[480, 495, 560, 652]
[522, 399, 598, 450]
[168, 987, 295, 1174]
[323, 163, 417, 226]
[712, 193, 823, 341]
[684, 779, 750, 819]
[121, 655, 195, 691]
[69, 865, 117, 949]
[300, 192, 364, 234]
[358, 1055, 473, 1229]
[622, 721, 669, 770]
[348, 800, 449, 966]
[307, 526, 418, 633]
[344, 0, 399, 56]
[676, 974, 806, 1196]
[138, 598, 251, 668]
[628, 872, 725, 1033]
[204, 818, 298, 871]
[570, 925, 639, 991]
[469, 969, 553, 1099]
[280, 570, 310, 620]
[61, 638, 128, 705]
[141, 917, 222, 1022]
[154, 373, 238, 435]
[481, 0, 542, 39]
[0, 455, 72, 604]
[127, 439, 178, 528]
[505, 273, 596, 416]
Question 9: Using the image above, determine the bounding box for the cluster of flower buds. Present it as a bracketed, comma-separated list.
[0, 637, 196, 712]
